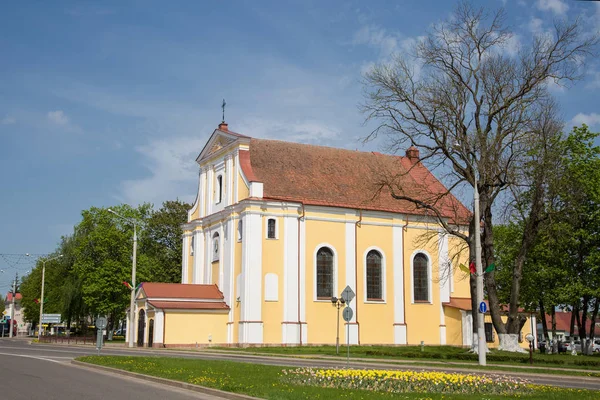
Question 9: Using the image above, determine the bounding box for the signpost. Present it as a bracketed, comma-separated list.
[341, 285, 355, 368]
[478, 301, 487, 314]
[41, 314, 61, 324]
[95, 316, 108, 354]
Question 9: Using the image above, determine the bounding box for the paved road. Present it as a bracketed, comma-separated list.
[1, 337, 599, 392]
[0, 339, 232, 400]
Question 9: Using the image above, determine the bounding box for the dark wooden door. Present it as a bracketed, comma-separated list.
[137, 309, 145, 347]
[148, 319, 154, 348]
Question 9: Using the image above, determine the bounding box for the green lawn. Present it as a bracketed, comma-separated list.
[209, 345, 600, 370]
[76, 355, 600, 400]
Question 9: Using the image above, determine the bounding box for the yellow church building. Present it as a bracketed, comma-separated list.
[129, 121, 530, 349]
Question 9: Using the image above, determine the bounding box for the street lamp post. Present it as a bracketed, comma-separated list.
[473, 171, 487, 366]
[108, 209, 137, 348]
[331, 297, 345, 355]
[38, 254, 63, 341]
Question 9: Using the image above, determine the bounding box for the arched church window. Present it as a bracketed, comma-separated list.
[316, 247, 333, 299]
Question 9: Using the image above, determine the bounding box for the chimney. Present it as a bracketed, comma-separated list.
[406, 146, 419, 163]
[218, 122, 228, 131]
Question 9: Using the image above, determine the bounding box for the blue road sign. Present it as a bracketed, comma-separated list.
[478, 301, 487, 313]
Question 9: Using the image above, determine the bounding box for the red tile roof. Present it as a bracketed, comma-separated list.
[5, 293, 22, 302]
[148, 301, 229, 310]
[239, 139, 470, 223]
[141, 283, 224, 300]
[541, 311, 600, 336]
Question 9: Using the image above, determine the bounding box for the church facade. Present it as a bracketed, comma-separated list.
[130, 122, 487, 348]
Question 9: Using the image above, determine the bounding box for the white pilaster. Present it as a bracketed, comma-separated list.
[240, 211, 263, 343]
[282, 214, 300, 344]
[222, 219, 233, 304]
[226, 155, 233, 206]
[154, 310, 164, 346]
[438, 232, 449, 344]
[199, 168, 207, 218]
[181, 235, 190, 284]
[192, 230, 205, 284]
[345, 219, 358, 344]
[299, 212, 307, 342]
[233, 150, 239, 203]
[393, 224, 407, 344]
[205, 167, 214, 215]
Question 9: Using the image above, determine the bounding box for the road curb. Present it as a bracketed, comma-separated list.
[71, 360, 260, 400]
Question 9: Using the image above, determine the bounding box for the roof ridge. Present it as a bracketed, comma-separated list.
[252, 138, 408, 159]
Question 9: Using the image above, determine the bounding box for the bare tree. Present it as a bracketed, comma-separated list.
[362, 2, 597, 351]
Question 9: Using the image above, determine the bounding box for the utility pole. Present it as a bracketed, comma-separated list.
[9, 273, 18, 338]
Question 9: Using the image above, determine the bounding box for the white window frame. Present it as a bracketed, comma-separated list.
[410, 250, 433, 304]
[265, 217, 279, 239]
[313, 243, 338, 302]
[363, 246, 386, 303]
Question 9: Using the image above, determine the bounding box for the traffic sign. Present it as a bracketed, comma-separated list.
[95, 317, 108, 330]
[343, 307, 353, 322]
[478, 301, 487, 314]
[41, 314, 61, 324]
[341, 285, 355, 304]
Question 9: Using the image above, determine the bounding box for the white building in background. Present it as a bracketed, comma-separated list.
[5, 292, 30, 336]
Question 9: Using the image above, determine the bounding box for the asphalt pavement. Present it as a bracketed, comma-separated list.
[1, 336, 599, 394]
[0, 338, 242, 400]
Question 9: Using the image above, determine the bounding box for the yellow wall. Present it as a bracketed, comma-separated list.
[262, 215, 284, 344]
[444, 307, 463, 346]
[212, 261, 219, 286]
[404, 226, 441, 345]
[356, 222, 394, 344]
[233, 237, 242, 343]
[304, 218, 347, 344]
[164, 312, 228, 345]
[237, 172, 249, 202]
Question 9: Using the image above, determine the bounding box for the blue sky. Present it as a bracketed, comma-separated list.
[1, 0, 599, 294]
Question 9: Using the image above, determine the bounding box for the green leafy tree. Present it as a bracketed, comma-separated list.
[140, 199, 190, 283]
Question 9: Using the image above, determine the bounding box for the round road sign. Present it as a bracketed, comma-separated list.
[343, 307, 353, 322]
[95, 317, 108, 329]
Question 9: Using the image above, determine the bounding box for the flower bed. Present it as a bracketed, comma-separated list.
[282, 367, 536, 396]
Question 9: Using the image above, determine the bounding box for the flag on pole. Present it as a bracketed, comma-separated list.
[485, 263, 496, 273]
[469, 261, 476, 274]
[122, 281, 132, 290]
[33, 298, 40, 304]
[459, 264, 470, 274]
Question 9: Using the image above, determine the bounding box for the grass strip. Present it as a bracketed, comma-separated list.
[76, 355, 599, 400]
[208, 345, 600, 370]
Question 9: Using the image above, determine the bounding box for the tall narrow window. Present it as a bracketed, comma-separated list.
[366, 250, 382, 300]
[316, 247, 333, 299]
[212, 232, 220, 261]
[485, 322, 495, 343]
[413, 253, 429, 302]
[237, 220, 243, 241]
[190, 236, 195, 256]
[267, 218, 276, 239]
[216, 175, 223, 203]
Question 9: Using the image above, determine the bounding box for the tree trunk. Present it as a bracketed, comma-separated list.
[584, 299, 598, 355]
[570, 307, 576, 338]
[540, 300, 549, 343]
[551, 307, 558, 354]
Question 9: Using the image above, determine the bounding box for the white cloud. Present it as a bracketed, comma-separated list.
[501, 34, 521, 58]
[571, 113, 600, 128]
[535, 0, 569, 16]
[47, 110, 69, 125]
[528, 17, 544, 35]
[353, 25, 400, 58]
[1, 116, 16, 125]
[119, 135, 205, 206]
[239, 117, 341, 143]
